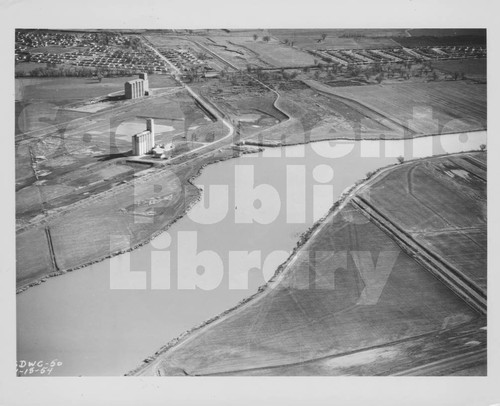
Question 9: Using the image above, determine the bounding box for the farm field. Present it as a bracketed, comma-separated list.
[407, 29, 486, 38]
[15, 79, 218, 229]
[202, 86, 288, 129]
[270, 30, 403, 51]
[433, 59, 486, 81]
[15, 144, 239, 291]
[17, 85, 204, 156]
[15, 75, 176, 104]
[205, 317, 487, 376]
[132, 152, 486, 376]
[227, 35, 317, 67]
[216, 94, 286, 128]
[15, 29, 489, 379]
[357, 152, 487, 291]
[196, 36, 271, 69]
[187, 74, 292, 139]
[245, 85, 408, 145]
[16, 228, 55, 288]
[322, 81, 486, 135]
[394, 33, 486, 48]
[15, 75, 178, 135]
[143, 34, 197, 50]
[14, 46, 243, 292]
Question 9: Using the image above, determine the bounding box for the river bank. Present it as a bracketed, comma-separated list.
[17, 128, 486, 293]
[17, 131, 486, 375]
[129, 149, 486, 376]
[16, 144, 262, 293]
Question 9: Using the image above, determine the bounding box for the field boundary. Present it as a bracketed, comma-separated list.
[302, 79, 417, 135]
[127, 149, 486, 376]
[351, 195, 486, 314]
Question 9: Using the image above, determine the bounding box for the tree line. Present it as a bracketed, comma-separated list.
[15, 64, 144, 78]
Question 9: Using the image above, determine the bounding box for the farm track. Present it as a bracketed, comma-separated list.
[142, 311, 486, 376]
[141, 37, 235, 152]
[196, 321, 485, 376]
[419, 163, 484, 205]
[44, 226, 59, 272]
[16, 134, 245, 234]
[447, 156, 486, 182]
[391, 348, 486, 376]
[15, 86, 183, 144]
[350, 194, 486, 314]
[327, 81, 486, 135]
[460, 155, 487, 174]
[17, 34, 295, 289]
[16, 56, 286, 234]
[129, 152, 486, 377]
[301, 79, 416, 135]
[17, 35, 488, 377]
[193, 40, 240, 71]
[179, 36, 292, 124]
[204, 41, 245, 56]
[405, 166, 455, 229]
[226, 41, 275, 68]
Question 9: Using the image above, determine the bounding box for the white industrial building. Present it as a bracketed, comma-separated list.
[132, 118, 155, 156]
[124, 73, 150, 99]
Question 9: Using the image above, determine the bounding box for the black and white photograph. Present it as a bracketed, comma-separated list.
[1, 0, 499, 405]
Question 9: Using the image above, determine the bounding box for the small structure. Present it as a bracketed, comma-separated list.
[204, 70, 219, 79]
[151, 143, 174, 159]
[132, 118, 155, 156]
[124, 73, 150, 99]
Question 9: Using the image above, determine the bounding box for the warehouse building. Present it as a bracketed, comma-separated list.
[124, 73, 150, 99]
[132, 118, 155, 156]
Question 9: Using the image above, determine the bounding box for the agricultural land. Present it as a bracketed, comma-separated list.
[15, 29, 487, 376]
[132, 152, 486, 376]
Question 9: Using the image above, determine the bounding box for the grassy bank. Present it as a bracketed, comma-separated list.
[128, 150, 486, 376]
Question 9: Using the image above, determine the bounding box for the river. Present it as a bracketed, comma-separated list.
[16, 131, 486, 376]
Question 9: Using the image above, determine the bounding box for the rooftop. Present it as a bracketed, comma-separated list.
[125, 78, 145, 85]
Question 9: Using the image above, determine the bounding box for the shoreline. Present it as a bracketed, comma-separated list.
[125, 147, 486, 376]
[15, 145, 262, 294]
[243, 127, 487, 148]
[16, 129, 486, 294]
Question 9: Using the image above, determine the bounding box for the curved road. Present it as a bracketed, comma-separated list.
[141, 38, 235, 162]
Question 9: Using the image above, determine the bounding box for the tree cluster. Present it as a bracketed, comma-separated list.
[16, 64, 142, 78]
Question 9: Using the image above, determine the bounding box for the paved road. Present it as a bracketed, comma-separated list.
[182, 36, 290, 120]
[142, 39, 235, 162]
